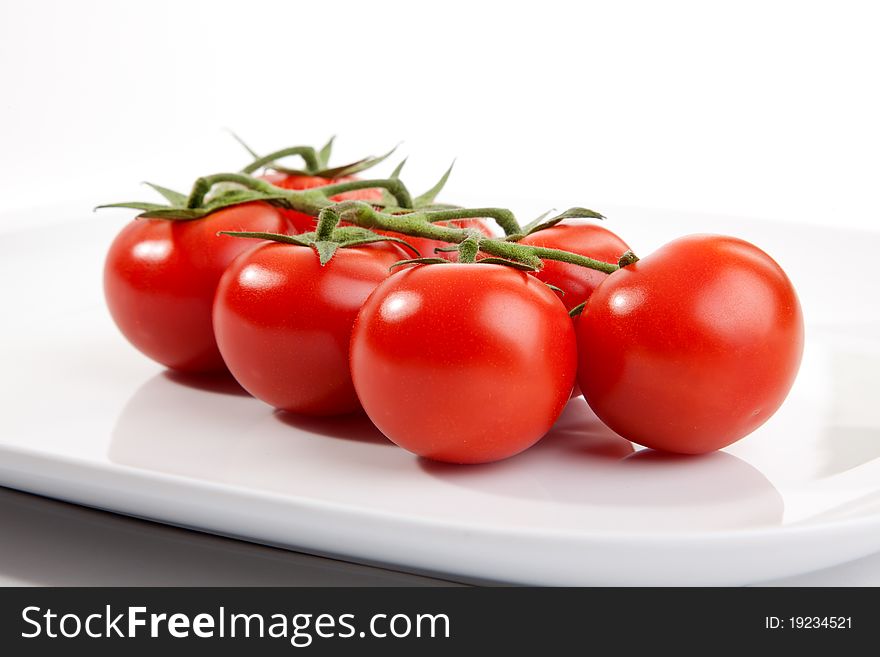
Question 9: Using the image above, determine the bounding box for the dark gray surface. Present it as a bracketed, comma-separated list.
[0, 487, 462, 587]
[3, 486, 880, 586]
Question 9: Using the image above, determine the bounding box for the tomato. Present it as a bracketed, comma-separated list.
[213, 240, 406, 415]
[577, 234, 804, 454]
[519, 219, 629, 399]
[350, 264, 577, 463]
[519, 219, 630, 310]
[104, 202, 291, 373]
[260, 172, 383, 233]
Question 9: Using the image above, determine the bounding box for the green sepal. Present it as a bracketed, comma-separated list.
[389, 257, 449, 270]
[138, 208, 214, 220]
[95, 201, 174, 213]
[330, 226, 421, 257]
[100, 186, 293, 221]
[227, 130, 260, 158]
[340, 236, 420, 257]
[569, 301, 587, 317]
[380, 202, 461, 214]
[315, 144, 398, 178]
[204, 188, 290, 209]
[525, 209, 553, 229]
[477, 257, 539, 271]
[413, 161, 454, 207]
[237, 140, 397, 178]
[314, 241, 339, 266]
[523, 207, 606, 235]
[217, 231, 311, 247]
[219, 226, 417, 266]
[379, 158, 408, 207]
[143, 182, 188, 205]
[544, 282, 565, 295]
[317, 136, 336, 168]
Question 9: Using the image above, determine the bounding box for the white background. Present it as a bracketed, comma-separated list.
[2, 0, 880, 586]
[1, 0, 879, 232]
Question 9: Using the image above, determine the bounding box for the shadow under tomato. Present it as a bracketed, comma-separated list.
[273, 410, 394, 446]
[419, 397, 784, 531]
[162, 369, 251, 397]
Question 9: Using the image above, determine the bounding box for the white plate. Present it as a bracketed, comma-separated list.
[1, 205, 879, 586]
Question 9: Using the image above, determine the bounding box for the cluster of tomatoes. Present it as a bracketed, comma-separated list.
[103, 141, 804, 464]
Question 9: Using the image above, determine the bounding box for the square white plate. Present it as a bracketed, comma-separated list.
[2, 205, 879, 585]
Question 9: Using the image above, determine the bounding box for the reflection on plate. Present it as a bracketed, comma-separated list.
[422, 399, 784, 531]
[109, 373, 782, 533]
[2, 210, 880, 585]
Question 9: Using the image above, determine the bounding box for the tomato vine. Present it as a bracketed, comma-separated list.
[103, 169, 635, 275]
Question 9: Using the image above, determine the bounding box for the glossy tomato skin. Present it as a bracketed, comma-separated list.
[519, 219, 630, 311]
[350, 264, 577, 464]
[213, 240, 405, 415]
[375, 218, 495, 261]
[577, 234, 804, 454]
[104, 202, 290, 373]
[260, 172, 383, 233]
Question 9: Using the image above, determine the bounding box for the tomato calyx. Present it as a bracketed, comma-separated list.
[235, 134, 400, 180]
[388, 256, 563, 299]
[102, 163, 631, 279]
[98, 172, 415, 222]
[388, 231, 566, 296]
[333, 201, 628, 275]
[509, 207, 607, 240]
[617, 250, 640, 267]
[220, 209, 420, 266]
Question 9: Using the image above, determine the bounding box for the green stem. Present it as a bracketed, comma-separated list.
[186, 173, 278, 208]
[334, 201, 620, 273]
[240, 146, 321, 174]
[184, 172, 414, 222]
[316, 208, 340, 241]
[617, 250, 640, 267]
[185, 172, 330, 216]
[418, 207, 521, 236]
[457, 234, 481, 263]
[174, 176, 620, 275]
[318, 178, 414, 209]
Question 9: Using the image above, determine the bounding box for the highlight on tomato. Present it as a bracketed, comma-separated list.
[350, 261, 578, 464]
[576, 234, 804, 454]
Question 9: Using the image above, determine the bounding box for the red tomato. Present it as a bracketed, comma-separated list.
[213, 240, 406, 415]
[519, 219, 630, 311]
[350, 264, 577, 464]
[520, 219, 628, 398]
[260, 172, 383, 233]
[577, 234, 804, 454]
[375, 218, 495, 261]
[104, 202, 291, 373]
